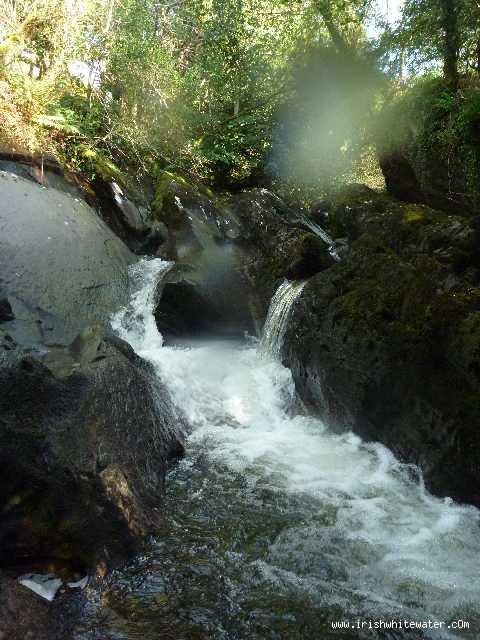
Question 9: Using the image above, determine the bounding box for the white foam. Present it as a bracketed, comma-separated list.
[68, 576, 89, 589]
[113, 258, 480, 632]
[111, 258, 172, 352]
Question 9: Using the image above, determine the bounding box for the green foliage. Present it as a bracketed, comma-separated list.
[4, 0, 475, 193]
[382, 0, 480, 81]
[0, 0, 384, 190]
[377, 76, 480, 209]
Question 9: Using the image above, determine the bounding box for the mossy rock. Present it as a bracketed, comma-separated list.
[151, 170, 189, 214]
[377, 78, 480, 214]
[80, 146, 129, 188]
[151, 171, 219, 232]
[323, 186, 476, 273]
[197, 182, 217, 201]
[286, 233, 335, 280]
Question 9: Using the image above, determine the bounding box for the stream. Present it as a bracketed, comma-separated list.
[74, 259, 479, 640]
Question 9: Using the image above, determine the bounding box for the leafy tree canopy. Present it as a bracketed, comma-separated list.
[0, 0, 478, 191]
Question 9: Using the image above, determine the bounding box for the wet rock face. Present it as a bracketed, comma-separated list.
[156, 278, 226, 338]
[151, 175, 256, 339]
[0, 572, 81, 640]
[0, 166, 185, 573]
[0, 170, 134, 347]
[0, 334, 185, 571]
[156, 269, 255, 340]
[224, 189, 335, 322]
[285, 233, 334, 280]
[284, 189, 480, 506]
[152, 174, 236, 261]
[151, 179, 335, 339]
[90, 178, 157, 253]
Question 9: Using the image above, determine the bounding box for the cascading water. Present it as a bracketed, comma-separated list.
[260, 279, 306, 359]
[259, 187, 340, 261]
[75, 259, 480, 640]
[299, 214, 334, 246]
[298, 214, 341, 261]
[111, 258, 173, 351]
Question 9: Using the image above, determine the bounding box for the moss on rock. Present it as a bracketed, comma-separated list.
[152, 171, 188, 213]
[80, 145, 129, 187]
[377, 78, 480, 215]
[282, 186, 480, 507]
[286, 233, 335, 280]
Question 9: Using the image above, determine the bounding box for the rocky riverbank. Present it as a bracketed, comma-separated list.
[283, 186, 480, 506]
[0, 161, 185, 638]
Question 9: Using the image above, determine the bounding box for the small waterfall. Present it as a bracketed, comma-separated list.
[259, 188, 340, 261]
[260, 279, 306, 359]
[299, 214, 333, 246]
[299, 214, 340, 261]
[111, 258, 172, 352]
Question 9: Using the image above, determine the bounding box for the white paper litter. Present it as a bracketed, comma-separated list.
[18, 573, 63, 602]
[67, 576, 88, 589]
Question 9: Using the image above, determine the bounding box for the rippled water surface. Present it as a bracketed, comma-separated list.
[74, 260, 480, 640]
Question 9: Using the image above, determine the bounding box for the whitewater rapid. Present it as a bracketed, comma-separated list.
[110, 258, 480, 639]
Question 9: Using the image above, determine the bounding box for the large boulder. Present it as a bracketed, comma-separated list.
[155, 264, 253, 339]
[283, 189, 480, 506]
[0, 169, 134, 347]
[0, 151, 162, 256]
[0, 167, 185, 576]
[318, 185, 479, 271]
[376, 79, 480, 215]
[378, 146, 475, 215]
[0, 333, 184, 571]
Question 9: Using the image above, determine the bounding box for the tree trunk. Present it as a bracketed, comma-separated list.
[315, 1, 350, 55]
[439, 0, 459, 90]
[399, 47, 405, 83]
